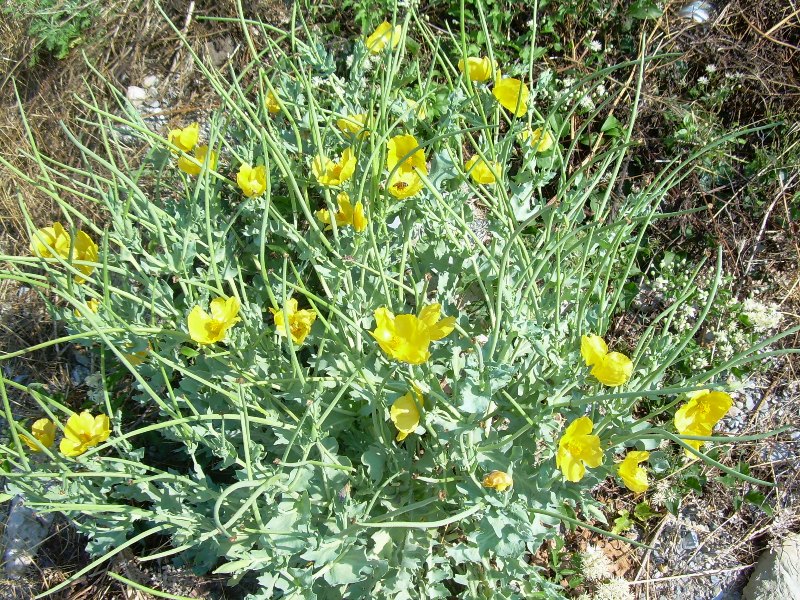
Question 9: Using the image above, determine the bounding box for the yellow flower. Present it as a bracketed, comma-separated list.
[458, 56, 496, 82]
[265, 90, 281, 114]
[403, 98, 426, 120]
[492, 78, 529, 117]
[464, 155, 500, 184]
[580, 334, 633, 387]
[178, 145, 218, 176]
[366, 21, 401, 53]
[482, 470, 513, 492]
[59, 412, 110, 457]
[316, 192, 367, 232]
[30, 222, 71, 258]
[387, 169, 425, 199]
[30, 222, 98, 283]
[74, 298, 100, 318]
[187, 296, 241, 345]
[370, 303, 456, 365]
[617, 450, 650, 493]
[337, 113, 369, 138]
[237, 164, 267, 197]
[386, 134, 427, 200]
[168, 122, 199, 153]
[312, 148, 357, 187]
[270, 298, 317, 345]
[390, 387, 423, 442]
[556, 416, 604, 482]
[522, 127, 554, 153]
[387, 134, 426, 172]
[674, 390, 733, 457]
[21, 418, 56, 452]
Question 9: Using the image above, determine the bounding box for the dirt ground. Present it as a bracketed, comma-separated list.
[0, 0, 798, 598]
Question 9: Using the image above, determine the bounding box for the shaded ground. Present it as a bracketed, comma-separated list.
[0, 0, 798, 598]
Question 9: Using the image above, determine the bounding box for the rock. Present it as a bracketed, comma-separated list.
[2, 496, 54, 580]
[743, 533, 800, 600]
[126, 85, 148, 106]
[680, 530, 699, 552]
[142, 74, 158, 88]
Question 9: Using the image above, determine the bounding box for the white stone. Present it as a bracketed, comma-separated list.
[2, 496, 54, 580]
[743, 533, 800, 600]
[126, 85, 147, 105]
[142, 75, 158, 88]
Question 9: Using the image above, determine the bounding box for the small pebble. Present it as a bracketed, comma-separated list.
[126, 86, 147, 106]
[142, 74, 158, 88]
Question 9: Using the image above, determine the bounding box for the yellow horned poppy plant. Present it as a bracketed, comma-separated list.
[617, 450, 650, 493]
[580, 334, 633, 387]
[482, 470, 513, 492]
[556, 416, 604, 482]
[370, 303, 455, 365]
[60, 412, 111, 457]
[270, 298, 317, 345]
[316, 192, 367, 232]
[21, 418, 56, 452]
[366, 21, 401, 53]
[674, 390, 733, 457]
[30, 222, 99, 282]
[390, 388, 422, 442]
[237, 164, 267, 197]
[178, 145, 217, 176]
[493, 78, 529, 117]
[188, 297, 241, 345]
[458, 56, 496, 82]
[312, 148, 356, 187]
[464, 155, 500, 184]
[168, 122, 199, 153]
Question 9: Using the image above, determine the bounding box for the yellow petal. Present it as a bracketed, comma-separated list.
[580, 334, 608, 367]
[366, 21, 401, 53]
[353, 201, 368, 232]
[492, 78, 529, 117]
[565, 415, 594, 438]
[617, 450, 650, 493]
[168, 123, 199, 153]
[591, 352, 633, 387]
[390, 391, 421, 441]
[464, 155, 498, 184]
[387, 169, 425, 199]
[458, 56, 495, 82]
[386, 134, 426, 173]
[265, 90, 281, 114]
[187, 305, 213, 344]
[557, 447, 587, 482]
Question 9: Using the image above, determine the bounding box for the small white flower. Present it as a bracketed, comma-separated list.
[589, 40, 602, 52]
[562, 77, 576, 88]
[580, 545, 613, 581]
[697, 76, 709, 86]
[742, 298, 783, 333]
[594, 578, 634, 600]
[579, 95, 595, 110]
[705, 64, 717, 73]
[595, 84, 607, 97]
[345, 54, 354, 69]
